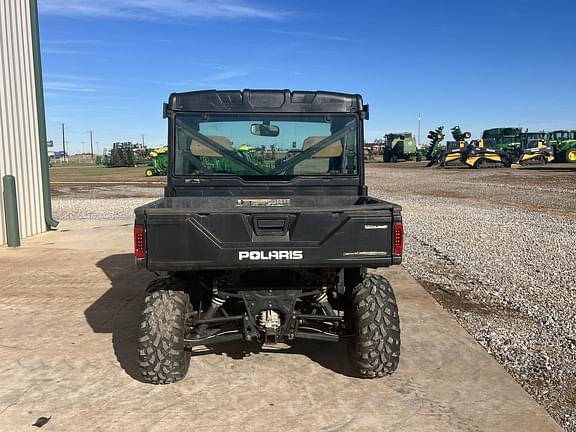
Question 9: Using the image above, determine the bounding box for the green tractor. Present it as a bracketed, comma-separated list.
[145, 146, 168, 177]
[548, 130, 576, 163]
[383, 132, 421, 162]
[145, 144, 265, 177]
[199, 144, 267, 174]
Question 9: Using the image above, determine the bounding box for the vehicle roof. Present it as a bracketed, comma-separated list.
[482, 127, 522, 136]
[385, 132, 413, 137]
[167, 89, 366, 114]
[482, 127, 522, 132]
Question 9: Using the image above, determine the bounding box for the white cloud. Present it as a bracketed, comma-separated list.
[38, 0, 289, 20]
[43, 74, 105, 93]
[42, 48, 84, 55]
[201, 70, 247, 82]
[145, 69, 247, 87]
[270, 30, 352, 42]
[44, 73, 102, 82]
[43, 39, 105, 45]
[44, 81, 99, 92]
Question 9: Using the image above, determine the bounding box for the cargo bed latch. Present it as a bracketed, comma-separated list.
[252, 215, 289, 237]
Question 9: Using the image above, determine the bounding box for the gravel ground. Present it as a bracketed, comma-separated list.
[367, 165, 576, 431]
[52, 186, 160, 220]
[52, 165, 576, 430]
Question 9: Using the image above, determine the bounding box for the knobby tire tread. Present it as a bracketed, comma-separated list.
[350, 274, 401, 378]
[138, 278, 191, 384]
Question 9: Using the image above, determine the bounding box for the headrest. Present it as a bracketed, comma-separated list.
[302, 136, 343, 158]
[190, 135, 232, 157]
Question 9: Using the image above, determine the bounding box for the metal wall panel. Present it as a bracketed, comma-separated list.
[0, 0, 46, 245]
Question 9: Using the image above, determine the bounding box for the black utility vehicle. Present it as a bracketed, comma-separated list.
[134, 90, 403, 384]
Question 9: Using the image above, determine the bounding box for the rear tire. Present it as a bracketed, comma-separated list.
[138, 278, 191, 384]
[349, 274, 401, 378]
[383, 149, 392, 163]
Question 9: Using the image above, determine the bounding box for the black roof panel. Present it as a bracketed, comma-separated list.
[167, 89, 365, 114]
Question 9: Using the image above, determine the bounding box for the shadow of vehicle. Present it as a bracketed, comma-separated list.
[85, 253, 355, 382]
[85, 254, 154, 383]
[191, 338, 354, 377]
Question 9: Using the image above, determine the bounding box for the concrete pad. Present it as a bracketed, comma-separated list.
[0, 220, 562, 431]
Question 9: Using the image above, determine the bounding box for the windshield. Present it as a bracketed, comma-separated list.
[481, 128, 521, 147]
[174, 114, 358, 178]
[482, 128, 520, 139]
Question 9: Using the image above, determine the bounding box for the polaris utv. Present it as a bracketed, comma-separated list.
[134, 89, 403, 384]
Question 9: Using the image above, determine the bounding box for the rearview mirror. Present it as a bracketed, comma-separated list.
[251, 123, 280, 137]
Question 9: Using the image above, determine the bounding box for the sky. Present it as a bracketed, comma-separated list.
[38, 0, 576, 154]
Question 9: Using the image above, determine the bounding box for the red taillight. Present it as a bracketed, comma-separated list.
[134, 225, 145, 259]
[393, 222, 404, 255]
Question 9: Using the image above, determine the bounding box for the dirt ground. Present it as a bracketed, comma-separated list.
[49, 165, 161, 184]
[50, 165, 164, 199]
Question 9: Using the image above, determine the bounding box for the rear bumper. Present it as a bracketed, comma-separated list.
[138, 254, 402, 271]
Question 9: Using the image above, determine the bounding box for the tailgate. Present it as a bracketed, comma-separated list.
[137, 200, 402, 270]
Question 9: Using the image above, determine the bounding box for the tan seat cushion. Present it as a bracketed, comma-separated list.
[302, 136, 343, 158]
[190, 135, 232, 157]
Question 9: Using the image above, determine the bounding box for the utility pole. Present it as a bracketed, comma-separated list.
[61, 123, 66, 162]
[141, 134, 145, 147]
[90, 130, 94, 159]
[417, 113, 421, 147]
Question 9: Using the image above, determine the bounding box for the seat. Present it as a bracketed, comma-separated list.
[293, 136, 343, 174]
[190, 135, 232, 157]
[302, 136, 343, 157]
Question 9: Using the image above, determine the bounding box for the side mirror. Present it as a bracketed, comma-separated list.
[251, 123, 280, 137]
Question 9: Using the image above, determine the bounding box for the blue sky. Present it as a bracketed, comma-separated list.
[38, 0, 576, 154]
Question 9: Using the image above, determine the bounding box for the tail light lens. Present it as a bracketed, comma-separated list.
[393, 222, 403, 255]
[134, 225, 145, 259]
